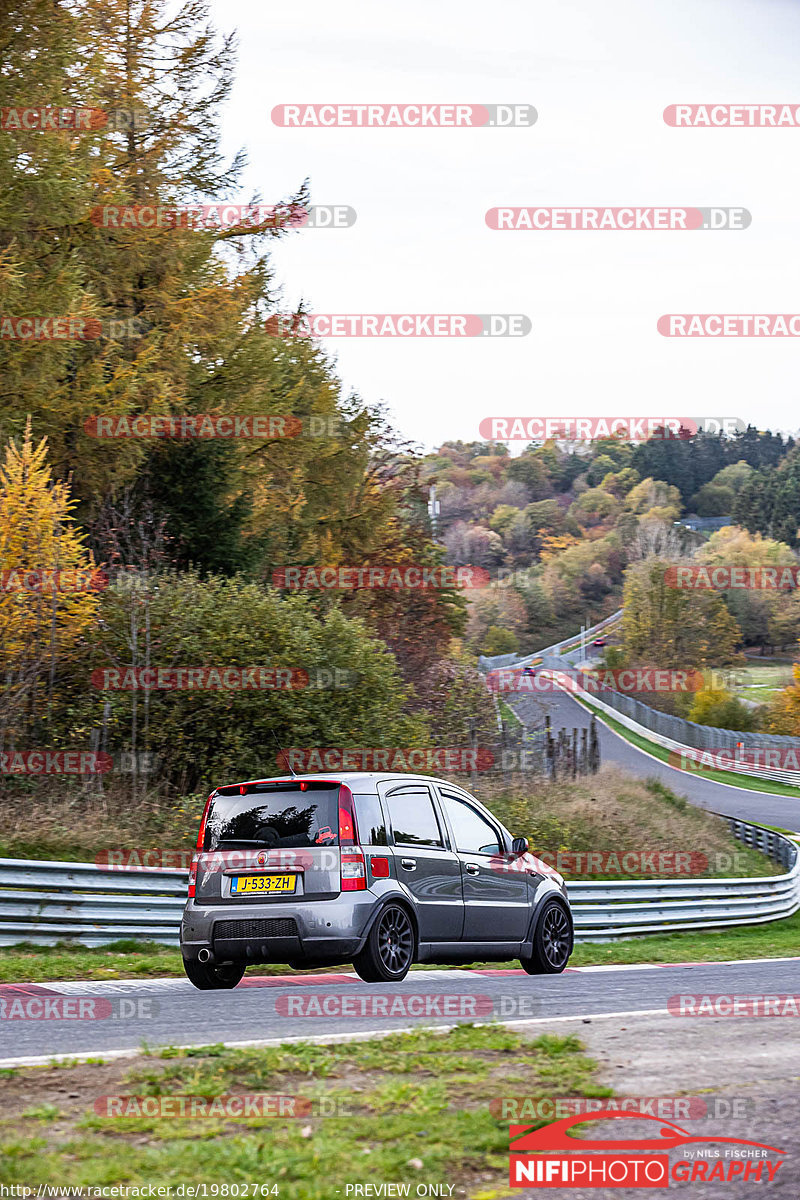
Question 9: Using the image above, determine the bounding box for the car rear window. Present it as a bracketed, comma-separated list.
[203, 784, 340, 850]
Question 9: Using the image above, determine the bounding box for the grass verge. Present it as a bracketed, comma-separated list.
[732, 662, 795, 704]
[0, 1025, 605, 1196]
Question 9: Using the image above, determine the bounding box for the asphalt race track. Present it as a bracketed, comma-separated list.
[509, 676, 800, 828]
[3, 958, 799, 1067]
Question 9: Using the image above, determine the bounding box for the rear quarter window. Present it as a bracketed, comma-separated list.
[353, 794, 387, 845]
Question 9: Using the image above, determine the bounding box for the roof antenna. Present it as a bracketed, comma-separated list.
[270, 729, 297, 777]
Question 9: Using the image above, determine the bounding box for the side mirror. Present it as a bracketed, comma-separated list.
[511, 836, 530, 856]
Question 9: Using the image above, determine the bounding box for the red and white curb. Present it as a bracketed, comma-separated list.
[3, 956, 798, 999]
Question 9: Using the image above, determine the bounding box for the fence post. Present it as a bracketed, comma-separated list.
[590, 717, 600, 772]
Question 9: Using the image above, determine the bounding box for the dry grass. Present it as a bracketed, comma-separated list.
[0, 782, 205, 863]
[0, 765, 776, 878]
[470, 765, 777, 877]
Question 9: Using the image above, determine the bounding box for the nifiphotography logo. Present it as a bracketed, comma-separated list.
[508, 1111, 785, 1188]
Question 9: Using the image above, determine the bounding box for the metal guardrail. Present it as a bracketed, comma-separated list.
[531, 610, 624, 664]
[572, 817, 800, 940]
[1, 816, 797, 947]
[479, 609, 623, 672]
[583, 679, 800, 759]
[0, 859, 187, 947]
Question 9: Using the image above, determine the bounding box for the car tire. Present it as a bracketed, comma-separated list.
[520, 899, 573, 975]
[352, 903, 415, 983]
[182, 956, 245, 990]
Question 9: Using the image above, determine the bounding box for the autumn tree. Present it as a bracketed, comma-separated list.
[695, 527, 800, 654]
[0, 422, 100, 747]
[87, 573, 428, 792]
[2, 0, 308, 509]
[767, 665, 800, 735]
[622, 557, 742, 671]
[686, 687, 760, 732]
[0, 0, 99, 452]
[624, 477, 682, 522]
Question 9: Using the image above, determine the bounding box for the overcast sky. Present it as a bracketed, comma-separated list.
[210, 0, 800, 451]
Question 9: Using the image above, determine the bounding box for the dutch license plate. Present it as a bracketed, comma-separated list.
[230, 874, 297, 894]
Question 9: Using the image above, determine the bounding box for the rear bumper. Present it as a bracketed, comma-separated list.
[181, 893, 377, 964]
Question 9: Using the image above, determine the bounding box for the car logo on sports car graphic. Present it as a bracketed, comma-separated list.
[510, 1110, 784, 1154]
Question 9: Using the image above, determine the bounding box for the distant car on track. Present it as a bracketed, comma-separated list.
[181, 772, 573, 988]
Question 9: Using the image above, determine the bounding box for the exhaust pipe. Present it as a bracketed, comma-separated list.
[198, 948, 212, 963]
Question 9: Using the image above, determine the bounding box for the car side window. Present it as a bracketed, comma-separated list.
[385, 788, 444, 848]
[353, 794, 387, 845]
[440, 793, 502, 856]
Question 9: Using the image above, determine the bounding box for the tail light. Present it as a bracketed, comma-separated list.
[339, 783, 366, 890]
[189, 792, 215, 898]
[341, 850, 366, 890]
[188, 852, 199, 898]
[196, 792, 214, 851]
[338, 784, 357, 846]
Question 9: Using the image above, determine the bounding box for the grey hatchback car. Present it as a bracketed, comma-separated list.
[180, 772, 573, 988]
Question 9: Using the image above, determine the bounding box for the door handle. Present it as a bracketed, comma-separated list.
[464, 863, 480, 875]
[401, 858, 417, 871]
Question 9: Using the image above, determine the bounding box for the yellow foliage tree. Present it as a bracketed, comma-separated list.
[767, 664, 800, 735]
[622, 557, 742, 671]
[0, 421, 100, 742]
